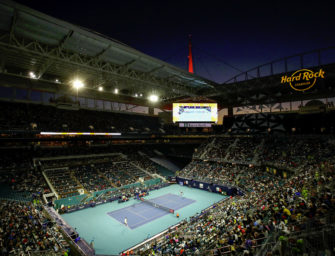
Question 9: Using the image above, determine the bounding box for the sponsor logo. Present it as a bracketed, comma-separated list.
[281, 68, 325, 91]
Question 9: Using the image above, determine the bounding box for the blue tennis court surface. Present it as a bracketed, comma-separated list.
[107, 193, 195, 229]
[62, 184, 226, 255]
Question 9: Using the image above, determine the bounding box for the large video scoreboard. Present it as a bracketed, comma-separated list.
[172, 103, 218, 123]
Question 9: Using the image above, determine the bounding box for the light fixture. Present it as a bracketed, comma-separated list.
[114, 88, 119, 94]
[72, 79, 84, 89]
[55, 79, 60, 83]
[98, 86, 103, 91]
[148, 94, 159, 102]
[29, 72, 36, 79]
[139, 93, 143, 97]
[135, 93, 138, 97]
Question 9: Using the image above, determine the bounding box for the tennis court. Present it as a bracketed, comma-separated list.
[107, 193, 195, 229]
[61, 184, 226, 255]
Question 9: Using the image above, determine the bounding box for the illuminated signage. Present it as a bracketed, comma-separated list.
[281, 68, 325, 91]
[40, 132, 121, 136]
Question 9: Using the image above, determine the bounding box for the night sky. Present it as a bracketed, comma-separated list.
[15, 0, 335, 83]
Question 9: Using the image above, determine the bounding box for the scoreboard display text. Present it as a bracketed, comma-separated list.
[172, 103, 218, 123]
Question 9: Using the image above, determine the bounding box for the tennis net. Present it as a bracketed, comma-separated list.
[139, 197, 174, 214]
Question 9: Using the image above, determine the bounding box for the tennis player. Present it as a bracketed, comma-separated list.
[124, 217, 128, 226]
[180, 191, 183, 197]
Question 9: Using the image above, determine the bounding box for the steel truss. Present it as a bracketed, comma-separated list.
[0, 32, 198, 100]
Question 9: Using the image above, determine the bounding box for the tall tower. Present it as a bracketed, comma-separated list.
[188, 35, 194, 73]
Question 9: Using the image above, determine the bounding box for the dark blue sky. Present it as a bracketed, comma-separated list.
[16, 0, 335, 83]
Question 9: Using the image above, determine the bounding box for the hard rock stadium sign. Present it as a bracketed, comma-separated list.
[281, 68, 325, 91]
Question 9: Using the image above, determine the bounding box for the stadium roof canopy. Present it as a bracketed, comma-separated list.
[0, 0, 219, 107]
[1, 0, 334, 110]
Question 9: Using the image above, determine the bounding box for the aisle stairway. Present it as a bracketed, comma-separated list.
[252, 138, 265, 164]
[97, 170, 118, 188]
[200, 138, 216, 159]
[224, 138, 239, 161]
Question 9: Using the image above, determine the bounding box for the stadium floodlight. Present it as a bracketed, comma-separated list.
[114, 88, 119, 94]
[135, 93, 138, 97]
[139, 93, 143, 97]
[55, 79, 60, 83]
[148, 94, 159, 102]
[98, 86, 103, 91]
[72, 79, 84, 89]
[29, 71, 37, 79]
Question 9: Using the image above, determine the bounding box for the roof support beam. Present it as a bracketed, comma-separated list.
[37, 30, 74, 78]
[123, 58, 139, 68]
[9, 10, 18, 41]
[87, 44, 112, 65]
[56, 30, 73, 52]
[148, 65, 164, 74]
[94, 44, 112, 59]
[0, 33, 197, 97]
[37, 59, 54, 79]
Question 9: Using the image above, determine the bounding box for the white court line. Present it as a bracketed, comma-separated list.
[151, 195, 195, 211]
[115, 194, 193, 229]
[126, 206, 151, 220]
[126, 207, 170, 229]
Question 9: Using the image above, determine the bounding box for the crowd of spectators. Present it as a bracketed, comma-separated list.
[0, 169, 50, 195]
[194, 135, 335, 169]
[259, 136, 334, 168]
[179, 161, 263, 191]
[0, 201, 68, 255]
[192, 138, 212, 159]
[42, 151, 159, 193]
[226, 137, 260, 163]
[128, 153, 159, 176]
[45, 169, 81, 198]
[138, 159, 335, 255]
[73, 164, 112, 192]
[2, 135, 335, 255]
[43, 154, 157, 195]
[197, 137, 235, 160]
[39, 153, 125, 169]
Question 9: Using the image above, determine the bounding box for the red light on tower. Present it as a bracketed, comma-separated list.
[188, 35, 194, 73]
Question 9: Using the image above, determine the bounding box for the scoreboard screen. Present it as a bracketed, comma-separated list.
[172, 103, 218, 123]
